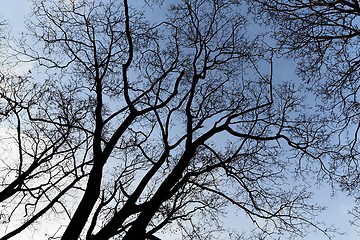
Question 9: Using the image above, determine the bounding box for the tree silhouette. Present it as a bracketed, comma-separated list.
[250, 0, 360, 229]
[0, 0, 336, 239]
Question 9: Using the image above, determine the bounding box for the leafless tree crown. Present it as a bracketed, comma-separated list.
[0, 0, 343, 239]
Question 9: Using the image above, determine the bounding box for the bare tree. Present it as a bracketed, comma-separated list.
[0, 13, 88, 239]
[249, 0, 360, 228]
[0, 0, 337, 239]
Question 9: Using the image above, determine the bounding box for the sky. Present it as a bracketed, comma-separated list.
[0, 0, 359, 240]
[0, 0, 30, 32]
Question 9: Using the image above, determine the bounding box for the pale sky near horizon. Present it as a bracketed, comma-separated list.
[0, 0, 359, 240]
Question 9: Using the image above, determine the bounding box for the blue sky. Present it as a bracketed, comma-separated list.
[1, 0, 30, 31]
[0, 0, 358, 239]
